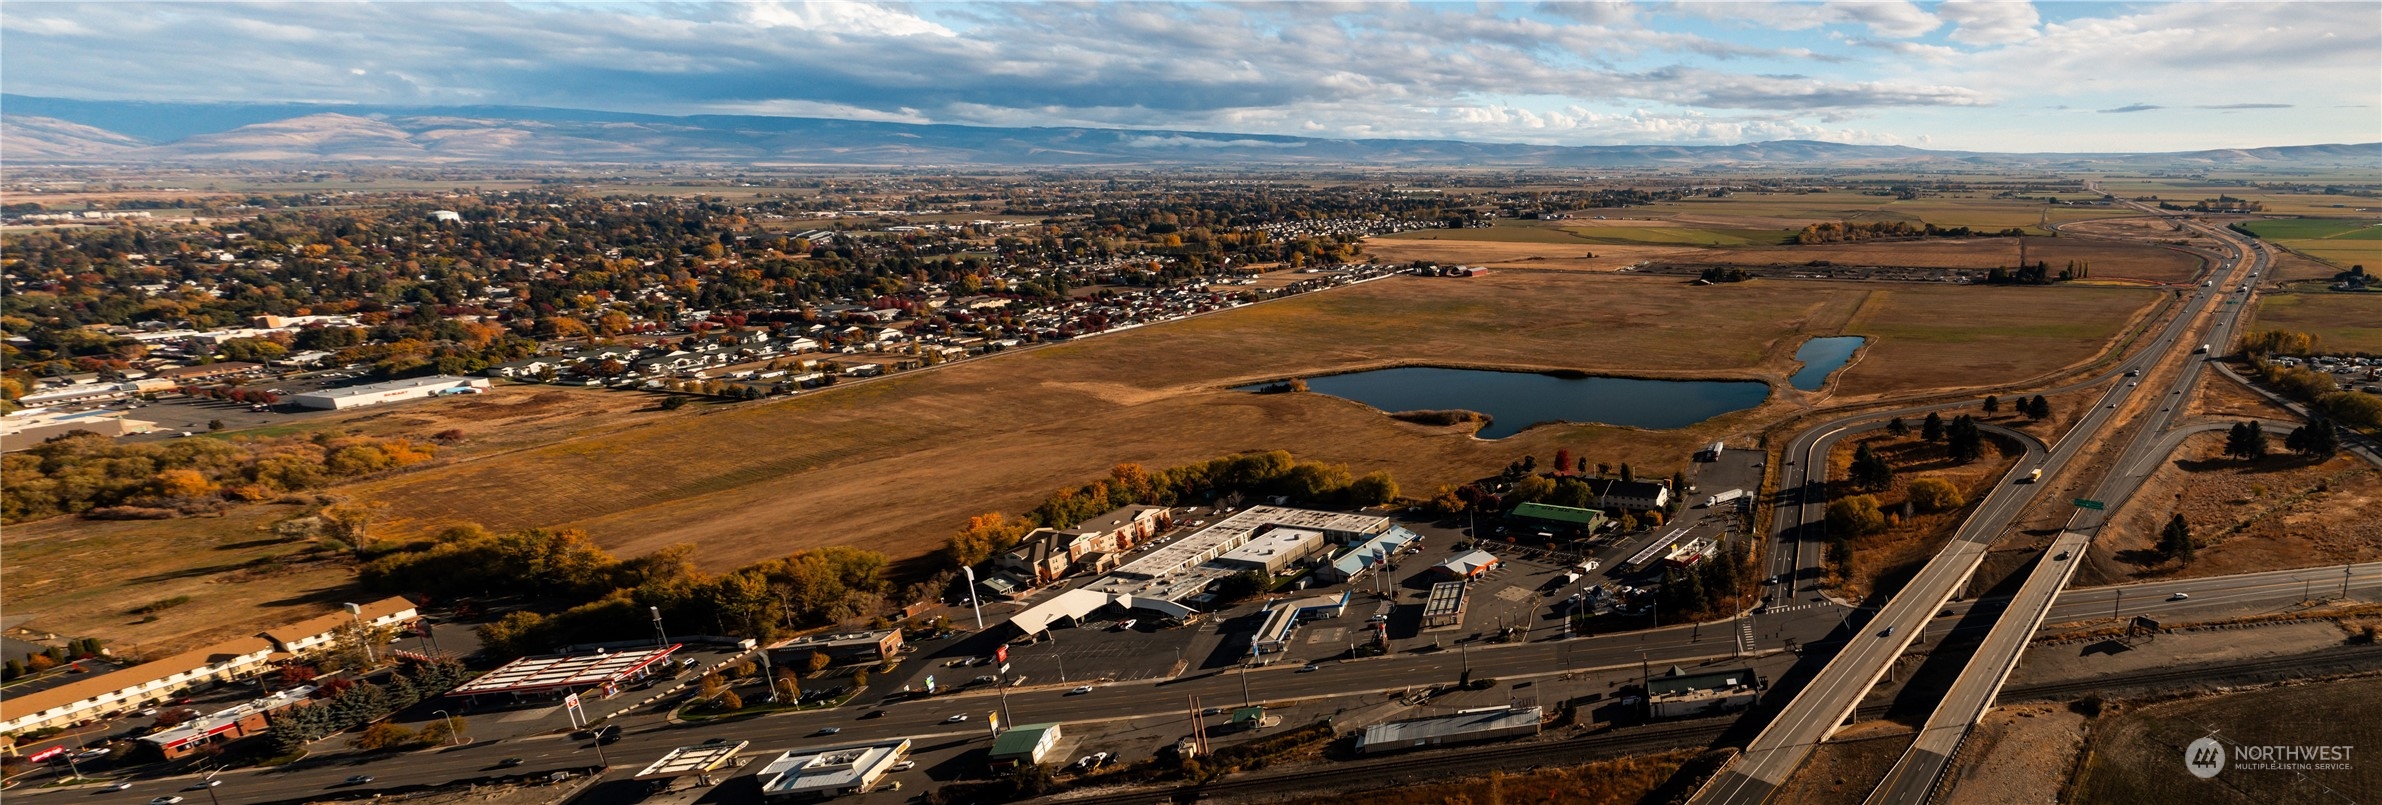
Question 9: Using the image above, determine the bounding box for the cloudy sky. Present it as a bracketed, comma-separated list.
[3, 1, 2375, 151]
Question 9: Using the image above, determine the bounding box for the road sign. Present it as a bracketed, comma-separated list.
[924, 675, 936, 693]
[995, 645, 1008, 664]
[563, 692, 581, 709]
[2072, 498, 2106, 510]
[999, 663, 1012, 675]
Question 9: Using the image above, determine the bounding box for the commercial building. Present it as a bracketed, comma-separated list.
[2, 409, 155, 450]
[1110, 506, 1388, 580]
[1507, 502, 1607, 534]
[772, 630, 904, 667]
[447, 644, 681, 700]
[1585, 478, 1670, 512]
[1356, 706, 1542, 754]
[1432, 549, 1500, 580]
[1250, 591, 1351, 659]
[258, 597, 419, 655]
[288, 375, 490, 410]
[152, 362, 265, 384]
[635, 741, 750, 785]
[988, 722, 1064, 767]
[1317, 525, 1422, 583]
[0, 637, 276, 735]
[1421, 581, 1469, 629]
[757, 738, 911, 799]
[1663, 537, 1720, 568]
[1646, 666, 1761, 719]
[138, 685, 318, 760]
[1212, 527, 1328, 575]
[1009, 506, 1388, 637]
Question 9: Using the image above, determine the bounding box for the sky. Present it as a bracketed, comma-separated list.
[3, 1, 2376, 152]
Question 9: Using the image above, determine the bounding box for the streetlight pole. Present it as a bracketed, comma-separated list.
[432, 709, 461, 745]
[1239, 662, 1252, 708]
[2113, 589, 2122, 620]
[344, 603, 376, 665]
[961, 567, 987, 631]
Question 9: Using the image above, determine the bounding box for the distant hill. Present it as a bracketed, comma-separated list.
[4, 95, 2376, 168]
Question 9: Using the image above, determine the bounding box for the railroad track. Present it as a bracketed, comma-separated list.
[1040, 647, 2382, 804]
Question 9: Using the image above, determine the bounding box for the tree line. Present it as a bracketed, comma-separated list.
[2, 431, 435, 523]
[1794, 220, 2025, 245]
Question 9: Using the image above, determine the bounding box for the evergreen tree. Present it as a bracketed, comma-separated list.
[2159, 514, 2195, 562]
[1922, 412, 1945, 442]
[1947, 415, 1985, 463]
[1983, 395, 2000, 414]
[1886, 416, 1909, 437]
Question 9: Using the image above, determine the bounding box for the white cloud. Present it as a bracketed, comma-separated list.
[1937, 0, 2038, 45]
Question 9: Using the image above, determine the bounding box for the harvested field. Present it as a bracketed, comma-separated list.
[2250, 293, 2382, 354]
[1939, 703, 2088, 805]
[338, 274, 2157, 570]
[1832, 284, 2161, 398]
[1306, 749, 1694, 805]
[1363, 234, 1704, 272]
[0, 503, 359, 657]
[2069, 677, 2382, 804]
[2081, 432, 2382, 586]
[1657, 237, 2204, 285]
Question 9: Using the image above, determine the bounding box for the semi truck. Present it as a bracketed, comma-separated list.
[1704, 489, 1748, 508]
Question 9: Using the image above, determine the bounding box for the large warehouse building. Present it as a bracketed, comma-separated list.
[289, 375, 490, 410]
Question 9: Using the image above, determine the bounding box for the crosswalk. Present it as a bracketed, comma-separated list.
[1762, 602, 1829, 614]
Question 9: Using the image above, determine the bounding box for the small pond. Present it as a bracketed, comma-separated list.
[1789, 336, 1867, 391]
[1247, 367, 1769, 439]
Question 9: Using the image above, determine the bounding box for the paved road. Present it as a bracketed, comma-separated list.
[1863, 203, 2273, 805]
[1693, 202, 2268, 805]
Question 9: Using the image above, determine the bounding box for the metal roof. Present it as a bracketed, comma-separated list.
[447, 644, 680, 696]
[633, 741, 748, 780]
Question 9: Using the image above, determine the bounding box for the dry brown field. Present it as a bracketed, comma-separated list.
[1656, 237, 2205, 285]
[1824, 430, 2024, 600]
[2249, 292, 2382, 354]
[333, 273, 2157, 570]
[2080, 432, 2382, 586]
[2069, 677, 2382, 804]
[0, 503, 358, 657]
[1362, 236, 1702, 272]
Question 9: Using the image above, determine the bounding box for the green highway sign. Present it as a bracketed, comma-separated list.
[2073, 498, 2106, 510]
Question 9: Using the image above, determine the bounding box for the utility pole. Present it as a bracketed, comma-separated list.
[2345, 565, 2355, 599]
[1239, 662, 1253, 708]
[2113, 589, 2123, 620]
[344, 603, 377, 665]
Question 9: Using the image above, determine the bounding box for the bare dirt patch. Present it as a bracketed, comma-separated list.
[1939, 703, 2088, 805]
[2083, 433, 2382, 585]
[1769, 728, 1912, 805]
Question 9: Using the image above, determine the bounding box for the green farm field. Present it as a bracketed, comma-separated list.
[2252, 293, 2382, 354]
[2238, 217, 2382, 269]
[339, 274, 2159, 570]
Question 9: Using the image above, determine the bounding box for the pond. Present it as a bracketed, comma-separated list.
[1789, 336, 1867, 391]
[1247, 367, 1769, 439]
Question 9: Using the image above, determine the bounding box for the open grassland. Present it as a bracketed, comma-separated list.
[2252, 293, 2382, 354]
[2081, 432, 2382, 587]
[2240, 218, 2382, 270]
[1832, 284, 2161, 397]
[2096, 178, 2382, 218]
[1642, 194, 2118, 232]
[1659, 237, 2205, 284]
[0, 504, 357, 657]
[1362, 236, 1702, 272]
[2070, 677, 2382, 805]
[340, 274, 2155, 569]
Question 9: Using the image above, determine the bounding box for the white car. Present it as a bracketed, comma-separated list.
[943, 714, 969, 723]
[2169, 592, 2191, 601]
[1069, 685, 1095, 695]
[891, 760, 917, 771]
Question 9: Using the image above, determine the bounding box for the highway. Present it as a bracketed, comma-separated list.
[1863, 205, 2277, 804]
[1693, 202, 2273, 805]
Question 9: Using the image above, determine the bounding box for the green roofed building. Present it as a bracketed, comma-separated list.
[1509, 502, 1607, 532]
[989, 722, 1064, 767]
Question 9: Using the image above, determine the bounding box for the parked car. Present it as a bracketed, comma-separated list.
[891, 760, 917, 771]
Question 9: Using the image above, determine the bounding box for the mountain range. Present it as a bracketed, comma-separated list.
[5, 95, 2376, 168]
